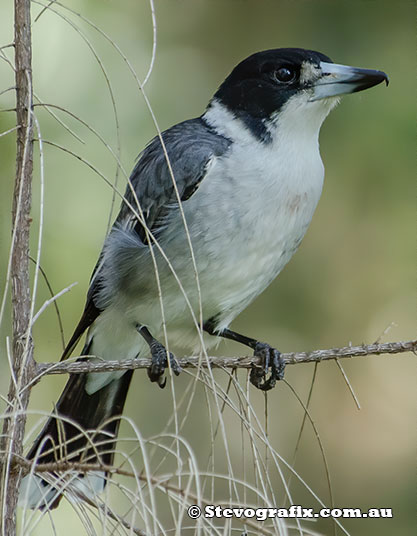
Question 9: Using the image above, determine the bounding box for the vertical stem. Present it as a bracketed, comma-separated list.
[0, 0, 35, 533]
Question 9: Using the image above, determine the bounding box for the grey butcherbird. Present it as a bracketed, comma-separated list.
[20, 48, 388, 509]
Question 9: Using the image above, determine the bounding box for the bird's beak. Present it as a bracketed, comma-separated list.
[310, 61, 389, 101]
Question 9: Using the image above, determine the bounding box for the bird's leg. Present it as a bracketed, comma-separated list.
[203, 322, 285, 391]
[136, 324, 181, 388]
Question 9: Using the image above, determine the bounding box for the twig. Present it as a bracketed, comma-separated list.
[31, 282, 77, 326]
[0, 125, 19, 138]
[35, 339, 416, 376]
[28, 256, 67, 350]
[334, 358, 361, 410]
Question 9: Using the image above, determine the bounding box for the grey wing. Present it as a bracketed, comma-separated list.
[60, 118, 230, 357]
[116, 117, 231, 242]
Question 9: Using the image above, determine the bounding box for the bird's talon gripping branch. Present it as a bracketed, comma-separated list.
[147, 343, 181, 388]
[250, 342, 285, 391]
[137, 325, 181, 388]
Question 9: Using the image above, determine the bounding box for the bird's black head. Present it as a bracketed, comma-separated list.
[207, 48, 388, 141]
[214, 49, 331, 119]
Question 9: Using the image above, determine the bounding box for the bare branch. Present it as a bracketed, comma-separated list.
[35, 339, 416, 376]
[0, 1, 36, 533]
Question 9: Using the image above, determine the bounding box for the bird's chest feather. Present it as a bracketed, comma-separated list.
[179, 135, 324, 322]
[193, 136, 324, 264]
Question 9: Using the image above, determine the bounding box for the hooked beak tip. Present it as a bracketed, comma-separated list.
[311, 62, 389, 101]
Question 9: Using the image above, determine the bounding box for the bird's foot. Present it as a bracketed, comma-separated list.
[136, 324, 181, 388]
[250, 342, 285, 391]
[147, 340, 181, 388]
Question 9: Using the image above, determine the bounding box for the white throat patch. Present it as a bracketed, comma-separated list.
[202, 99, 260, 145]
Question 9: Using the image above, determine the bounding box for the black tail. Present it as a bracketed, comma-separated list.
[22, 367, 133, 509]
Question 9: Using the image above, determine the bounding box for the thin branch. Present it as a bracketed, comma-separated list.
[28, 256, 67, 350]
[35, 339, 416, 376]
[334, 358, 361, 410]
[0, 125, 19, 138]
[33, 96, 86, 144]
[0, 86, 17, 96]
[31, 282, 77, 326]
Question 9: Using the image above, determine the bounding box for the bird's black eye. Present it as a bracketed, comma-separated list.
[274, 67, 296, 83]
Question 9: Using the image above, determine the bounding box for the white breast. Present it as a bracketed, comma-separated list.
[182, 97, 327, 327]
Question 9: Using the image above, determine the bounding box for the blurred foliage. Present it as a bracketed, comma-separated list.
[0, 1, 415, 535]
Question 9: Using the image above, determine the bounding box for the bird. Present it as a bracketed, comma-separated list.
[19, 47, 388, 509]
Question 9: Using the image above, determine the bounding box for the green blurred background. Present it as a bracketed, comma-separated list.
[0, 1, 415, 535]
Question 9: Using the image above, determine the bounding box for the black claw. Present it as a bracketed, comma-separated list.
[169, 352, 182, 376]
[147, 340, 181, 389]
[157, 376, 167, 389]
[250, 342, 285, 391]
